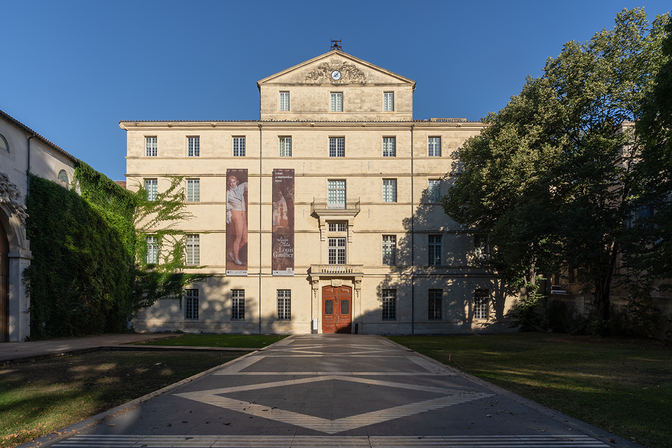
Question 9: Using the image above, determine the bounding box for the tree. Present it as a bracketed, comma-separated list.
[443, 76, 564, 329]
[132, 176, 210, 314]
[626, 18, 672, 293]
[444, 8, 669, 322]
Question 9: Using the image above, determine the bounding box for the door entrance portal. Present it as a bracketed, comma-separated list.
[322, 285, 352, 334]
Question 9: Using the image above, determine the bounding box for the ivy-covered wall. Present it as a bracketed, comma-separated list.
[25, 163, 137, 339]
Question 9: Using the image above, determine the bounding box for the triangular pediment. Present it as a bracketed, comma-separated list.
[257, 50, 415, 87]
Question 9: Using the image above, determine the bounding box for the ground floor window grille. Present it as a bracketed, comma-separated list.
[277, 289, 291, 320]
[232, 289, 245, 320]
[185, 289, 199, 320]
[382, 289, 396, 320]
[428, 289, 442, 320]
[474, 289, 489, 320]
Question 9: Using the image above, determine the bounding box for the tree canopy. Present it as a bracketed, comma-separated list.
[444, 8, 670, 321]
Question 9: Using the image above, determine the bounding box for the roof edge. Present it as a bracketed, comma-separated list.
[0, 109, 79, 163]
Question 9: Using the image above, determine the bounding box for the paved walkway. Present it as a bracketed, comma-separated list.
[20, 334, 639, 448]
[0, 334, 179, 362]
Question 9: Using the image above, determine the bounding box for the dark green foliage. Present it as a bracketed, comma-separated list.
[24, 164, 207, 339]
[625, 297, 662, 338]
[545, 299, 569, 333]
[444, 9, 670, 324]
[24, 172, 135, 338]
[506, 293, 544, 331]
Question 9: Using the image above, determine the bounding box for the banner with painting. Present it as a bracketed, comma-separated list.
[272, 169, 294, 276]
[226, 169, 248, 276]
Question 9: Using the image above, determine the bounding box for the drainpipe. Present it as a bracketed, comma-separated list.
[259, 123, 263, 335]
[26, 134, 36, 195]
[410, 124, 415, 335]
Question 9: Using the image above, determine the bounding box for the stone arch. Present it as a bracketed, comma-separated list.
[0, 204, 28, 253]
[0, 172, 32, 341]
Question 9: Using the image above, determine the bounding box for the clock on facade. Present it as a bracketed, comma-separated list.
[331, 70, 341, 81]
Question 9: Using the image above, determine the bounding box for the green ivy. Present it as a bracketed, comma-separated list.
[24, 164, 208, 339]
[25, 169, 136, 338]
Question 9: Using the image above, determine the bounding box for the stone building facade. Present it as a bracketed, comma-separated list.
[123, 49, 518, 335]
[0, 110, 77, 341]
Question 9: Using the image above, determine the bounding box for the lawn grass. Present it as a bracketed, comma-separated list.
[136, 333, 287, 348]
[388, 333, 672, 448]
[0, 350, 247, 447]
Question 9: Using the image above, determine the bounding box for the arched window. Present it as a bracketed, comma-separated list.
[58, 170, 69, 184]
[0, 134, 8, 153]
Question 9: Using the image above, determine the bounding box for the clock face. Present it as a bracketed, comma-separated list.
[331, 70, 341, 81]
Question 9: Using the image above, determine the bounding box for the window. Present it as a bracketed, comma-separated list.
[145, 179, 158, 201]
[428, 289, 442, 320]
[382, 137, 396, 157]
[186, 179, 200, 202]
[146, 236, 158, 264]
[330, 92, 343, 112]
[328, 238, 346, 265]
[233, 137, 246, 157]
[279, 91, 290, 111]
[145, 137, 157, 157]
[428, 179, 441, 202]
[277, 290, 291, 320]
[428, 137, 441, 157]
[329, 137, 345, 157]
[0, 134, 8, 153]
[279, 137, 292, 157]
[328, 180, 346, 209]
[185, 289, 199, 320]
[384, 92, 394, 111]
[186, 234, 200, 265]
[329, 222, 347, 232]
[383, 179, 397, 203]
[232, 289, 245, 320]
[474, 235, 489, 262]
[474, 289, 489, 320]
[382, 289, 396, 320]
[188, 137, 200, 157]
[382, 235, 396, 266]
[58, 170, 69, 184]
[428, 235, 442, 266]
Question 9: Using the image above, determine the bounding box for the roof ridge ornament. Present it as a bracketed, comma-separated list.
[330, 39, 342, 51]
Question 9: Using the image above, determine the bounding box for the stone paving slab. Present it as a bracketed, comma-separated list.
[21, 334, 642, 448]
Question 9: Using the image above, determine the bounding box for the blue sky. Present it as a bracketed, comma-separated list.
[2, 0, 670, 181]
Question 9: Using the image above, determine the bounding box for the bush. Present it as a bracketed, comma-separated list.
[625, 297, 661, 338]
[545, 299, 569, 333]
[507, 294, 544, 331]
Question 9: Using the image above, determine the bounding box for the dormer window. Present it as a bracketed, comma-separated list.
[384, 92, 394, 111]
[330, 92, 343, 112]
[279, 91, 290, 111]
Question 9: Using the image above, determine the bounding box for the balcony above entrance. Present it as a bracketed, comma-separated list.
[312, 198, 360, 242]
[310, 264, 363, 276]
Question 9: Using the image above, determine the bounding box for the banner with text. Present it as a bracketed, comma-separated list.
[272, 169, 294, 276]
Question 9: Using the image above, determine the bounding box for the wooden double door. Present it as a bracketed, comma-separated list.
[322, 286, 352, 334]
